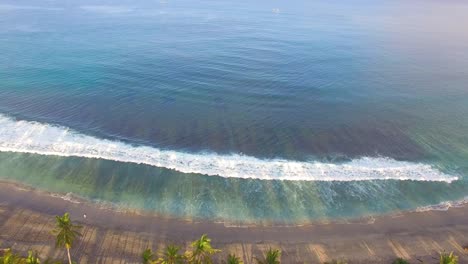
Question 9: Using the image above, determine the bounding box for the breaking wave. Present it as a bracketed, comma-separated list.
[0, 114, 458, 182]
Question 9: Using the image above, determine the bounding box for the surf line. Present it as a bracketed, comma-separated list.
[0, 114, 458, 182]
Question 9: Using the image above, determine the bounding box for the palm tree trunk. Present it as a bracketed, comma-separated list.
[66, 247, 72, 264]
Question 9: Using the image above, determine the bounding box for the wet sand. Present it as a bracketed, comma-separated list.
[0, 181, 467, 263]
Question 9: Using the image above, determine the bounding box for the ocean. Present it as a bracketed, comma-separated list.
[1, 0, 468, 223]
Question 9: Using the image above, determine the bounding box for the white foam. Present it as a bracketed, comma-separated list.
[415, 197, 468, 212]
[50, 192, 81, 204]
[0, 114, 458, 182]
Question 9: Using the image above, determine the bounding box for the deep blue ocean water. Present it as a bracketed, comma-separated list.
[1, 0, 468, 223]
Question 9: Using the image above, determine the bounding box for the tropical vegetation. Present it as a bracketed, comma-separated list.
[439, 251, 458, 264]
[254, 248, 280, 264]
[0, 212, 463, 264]
[52, 213, 82, 264]
[225, 254, 243, 264]
[392, 258, 410, 264]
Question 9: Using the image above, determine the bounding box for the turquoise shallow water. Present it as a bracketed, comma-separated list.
[0, 0, 468, 222]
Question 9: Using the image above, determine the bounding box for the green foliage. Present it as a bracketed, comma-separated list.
[254, 248, 281, 264]
[52, 213, 82, 249]
[25, 251, 40, 264]
[142, 249, 155, 264]
[0, 249, 41, 264]
[186, 234, 220, 264]
[391, 258, 409, 264]
[0, 249, 23, 264]
[225, 254, 243, 264]
[158, 245, 184, 264]
[6, 214, 465, 264]
[440, 251, 458, 264]
[52, 213, 82, 264]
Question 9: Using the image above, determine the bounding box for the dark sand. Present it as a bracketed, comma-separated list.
[0, 181, 467, 263]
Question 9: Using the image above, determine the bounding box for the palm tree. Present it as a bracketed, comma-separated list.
[187, 234, 220, 264]
[225, 254, 243, 264]
[142, 248, 155, 264]
[0, 249, 22, 264]
[25, 251, 40, 264]
[440, 251, 458, 264]
[392, 258, 409, 264]
[254, 248, 281, 264]
[52, 213, 82, 264]
[159, 245, 184, 264]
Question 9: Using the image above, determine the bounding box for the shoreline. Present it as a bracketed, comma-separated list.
[2, 179, 467, 227]
[1, 181, 468, 263]
[0, 180, 382, 227]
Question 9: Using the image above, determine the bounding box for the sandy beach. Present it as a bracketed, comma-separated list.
[0, 181, 467, 263]
[2, 0, 468, 263]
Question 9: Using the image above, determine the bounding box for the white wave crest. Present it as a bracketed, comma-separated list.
[0, 114, 458, 182]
